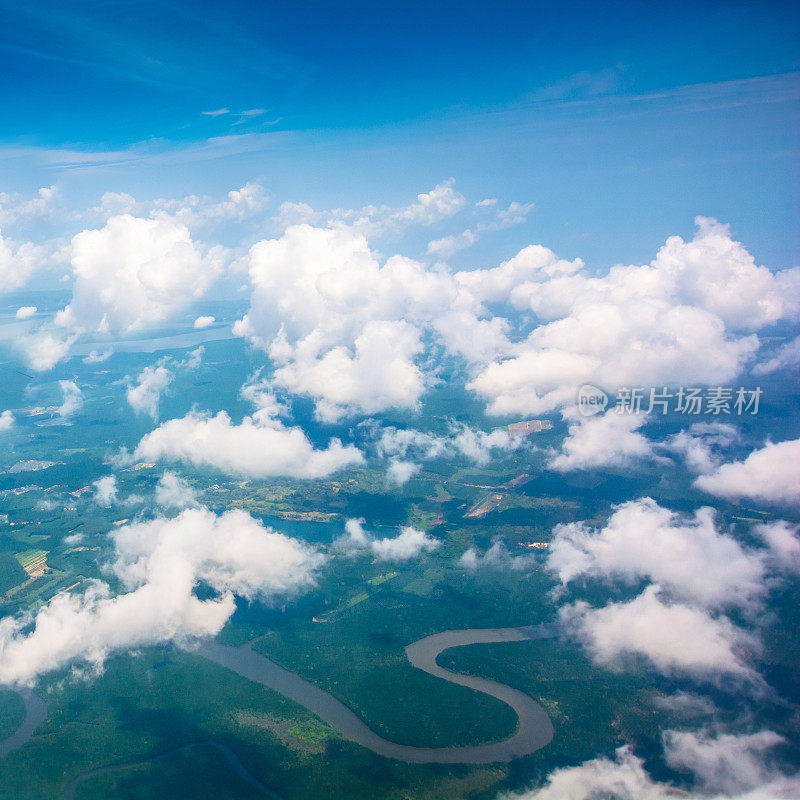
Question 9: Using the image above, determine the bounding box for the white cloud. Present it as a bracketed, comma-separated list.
[15, 331, 74, 372]
[154, 471, 199, 510]
[467, 218, 798, 416]
[193, 315, 215, 329]
[93, 475, 118, 507]
[0, 508, 322, 686]
[0, 186, 57, 226]
[753, 521, 800, 574]
[458, 539, 536, 571]
[57, 380, 84, 419]
[272, 319, 427, 421]
[0, 410, 14, 431]
[232, 222, 488, 417]
[427, 229, 477, 258]
[0, 232, 42, 293]
[56, 214, 223, 334]
[15, 306, 36, 319]
[127, 363, 173, 420]
[504, 735, 800, 800]
[378, 423, 520, 467]
[753, 334, 800, 375]
[694, 438, 800, 506]
[662, 421, 739, 474]
[132, 410, 363, 479]
[336, 518, 440, 561]
[547, 498, 767, 610]
[664, 730, 789, 797]
[371, 526, 440, 560]
[560, 586, 760, 682]
[83, 348, 113, 364]
[548, 412, 655, 472]
[386, 459, 420, 486]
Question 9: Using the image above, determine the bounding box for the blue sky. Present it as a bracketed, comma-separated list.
[0, 0, 798, 267]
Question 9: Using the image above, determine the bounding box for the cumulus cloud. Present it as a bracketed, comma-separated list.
[83, 348, 113, 364]
[57, 380, 84, 419]
[16, 331, 74, 372]
[458, 539, 536, 571]
[560, 586, 760, 682]
[0, 410, 14, 431]
[154, 471, 199, 510]
[336, 518, 440, 561]
[386, 459, 421, 486]
[15, 306, 36, 319]
[664, 730, 791, 797]
[378, 423, 520, 467]
[193, 315, 215, 329]
[127, 363, 173, 420]
[272, 319, 427, 421]
[232, 222, 492, 417]
[0, 508, 322, 686]
[549, 412, 656, 472]
[132, 410, 363, 479]
[0, 230, 39, 293]
[753, 521, 800, 574]
[504, 733, 799, 800]
[547, 498, 767, 610]
[468, 218, 798, 416]
[694, 438, 800, 506]
[93, 476, 118, 507]
[753, 334, 800, 375]
[276, 180, 466, 237]
[55, 214, 223, 334]
[662, 422, 739, 474]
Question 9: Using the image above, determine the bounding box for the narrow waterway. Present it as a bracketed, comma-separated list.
[199, 623, 556, 764]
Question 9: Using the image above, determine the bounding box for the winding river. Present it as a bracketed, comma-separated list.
[1, 625, 556, 795]
[199, 623, 555, 764]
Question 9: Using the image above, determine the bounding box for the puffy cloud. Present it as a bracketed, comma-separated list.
[127, 363, 173, 420]
[694, 438, 800, 506]
[336, 518, 440, 561]
[56, 215, 223, 334]
[468, 218, 798, 416]
[276, 180, 466, 237]
[57, 380, 84, 419]
[386, 459, 421, 486]
[504, 735, 799, 800]
[193, 315, 215, 329]
[753, 334, 800, 375]
[15, 306, 36, 320]
[662, 422, 739, 474]
[15, 331, 74, 372]
[93, 475, 118, 507]
[560, 586, 759, 682]
[0, 508, 322, 686]
[272, 320, 426, 421]
[83, 348, 113, 364]
[753, 521, 800, 574]
[0, 410, 14, 430]
[377, 423, 520, 467]
[427, 229, 478, 258]
[547, 499, 767, 610]
[458, 539, 536, 571]
[132, 410, 363, 479]
[371, 526, 441, 561]
[233, 222, 491, 417]
[548, 412, 655, 472]
[0, 230, 39, 293]
[664, 730, 789, 797]
[154, 471, 199, 510]
[0, 186, 57, 226]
